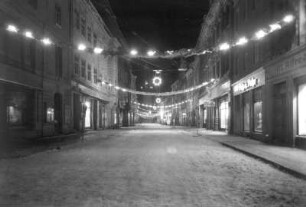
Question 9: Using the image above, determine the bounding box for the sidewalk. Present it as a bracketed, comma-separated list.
[186, 128, 306, 180]
[0, 129, 120, 159]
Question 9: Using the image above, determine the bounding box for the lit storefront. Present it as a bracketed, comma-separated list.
[232, 68, 265, 139]
[266, 46, 306, 148]
[199, 78, 231, 132]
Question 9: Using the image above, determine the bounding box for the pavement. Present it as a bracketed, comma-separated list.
[0, 129, 120, 159]
[184, 128, 306, 180]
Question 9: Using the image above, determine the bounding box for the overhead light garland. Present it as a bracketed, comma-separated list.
[133, 99, 192, 109]
[5, 14, 295, 61]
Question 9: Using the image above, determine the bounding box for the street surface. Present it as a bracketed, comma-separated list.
[1, 124, 306, 207]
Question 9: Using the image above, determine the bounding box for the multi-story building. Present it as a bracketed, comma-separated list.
[0, 0, 73, 140]
[196, 0, 232, 132]
[71, 0, 121, 131]
[231, 0, 297, 144]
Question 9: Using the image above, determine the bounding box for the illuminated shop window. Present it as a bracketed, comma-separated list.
[243, 93, 250, 131]
[220, 101, 229, 129]
[85, 101, 91, 128]
[8, 106, 23, 125]
[46, 107, 54, 123]
[298, 83, 306, 135]
[253, 88, 263, 132]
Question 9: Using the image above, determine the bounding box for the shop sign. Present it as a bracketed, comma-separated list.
[203, 101, 215, 107]
[267, 49, 306, 80]
[232, 68, 265, 96]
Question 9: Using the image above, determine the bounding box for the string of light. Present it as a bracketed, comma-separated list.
[133, 99, 192, 109]
[5, 14, 294, 61]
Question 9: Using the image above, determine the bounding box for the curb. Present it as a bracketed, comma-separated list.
[221, 142, 306, 181]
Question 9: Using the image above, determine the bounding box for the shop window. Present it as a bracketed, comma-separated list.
[7, 106, 23, 126]
[253, 88, 263, 132]
[220, 101, 229, 129]
[46, 107, 54, 123]
[203, 108, 207, 124]
[243, 93, 250, 131]
[298, 83, 306, 135]
[84, 101, 91, 128]
[7, 91, 34, 127]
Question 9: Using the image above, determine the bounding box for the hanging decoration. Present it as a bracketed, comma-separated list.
[133, 99, 192, 109]
[152, 76, 162, 86]
[4, 14, 295, 61]
[156, 97, 161, 104]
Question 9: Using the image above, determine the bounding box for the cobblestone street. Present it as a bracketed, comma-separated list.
[1, 124, 306, 207]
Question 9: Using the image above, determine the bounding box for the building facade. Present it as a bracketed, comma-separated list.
[196, 0, 232, 132]
[71, 0, 120, 131]
[0, 0, 73, 140]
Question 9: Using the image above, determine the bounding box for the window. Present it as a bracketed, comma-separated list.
[220, 101, 229, 129]
[74, 55, 80, 75]
[75, 10, 80, 30]
[55, 46, 63, 78]
[81, 17, 86, 36]
[25, 40, 36, 70]
[93, 34, 97, 46]
[8, 106, 23, 126]
[253, 88, 263, 132]
[55, 4, 62, 26]
[87, 27, 92, 43]
[94, 68, 97, 84]
[298, 83, 306, 135]
[243, 93, 250, 131]
[87, 64, 92, 81]
[81, 59, 86, 78]
[44, 103, 54, 123]
[28, 0, 38, 9]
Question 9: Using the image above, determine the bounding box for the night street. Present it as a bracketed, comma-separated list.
[1, 124, 305, 207]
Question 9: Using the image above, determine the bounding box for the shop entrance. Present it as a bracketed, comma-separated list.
[54, 93, 63, 134]
[272, 82, 287, 143]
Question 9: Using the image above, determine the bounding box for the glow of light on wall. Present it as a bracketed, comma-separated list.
[41, 38, 52, 45]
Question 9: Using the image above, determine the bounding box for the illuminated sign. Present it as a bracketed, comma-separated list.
[232, 68, 265, 96]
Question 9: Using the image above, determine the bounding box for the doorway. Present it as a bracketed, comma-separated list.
[272, 82, 287, 144]
[54, 93, 62, 134]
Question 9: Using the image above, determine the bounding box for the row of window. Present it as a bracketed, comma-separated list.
[74, 10, 98, 46]
[74, 55, 113, 90]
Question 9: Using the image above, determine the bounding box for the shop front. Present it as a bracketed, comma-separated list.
[266, 46, 306, 148]
[232, 68, 265, 140]
[199, 79, 231, 132]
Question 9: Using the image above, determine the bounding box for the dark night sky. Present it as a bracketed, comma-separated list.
[95, 0, 210, 92]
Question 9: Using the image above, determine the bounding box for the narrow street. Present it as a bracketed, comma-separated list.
[0, 124, 305, 207]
